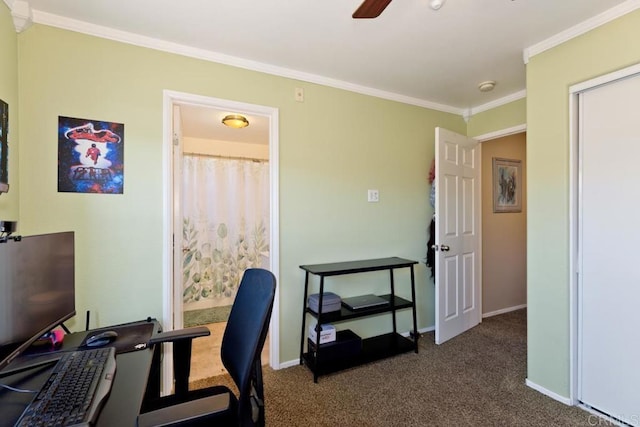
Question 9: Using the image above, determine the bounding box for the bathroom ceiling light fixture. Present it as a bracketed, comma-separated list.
[429, 0, 446, 10]
[478, 81, 496, 92]
[222, 114, 249, 129]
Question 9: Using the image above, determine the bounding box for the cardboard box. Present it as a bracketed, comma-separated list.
[308, 329, 362, 362]
[308, 323, 336, 344]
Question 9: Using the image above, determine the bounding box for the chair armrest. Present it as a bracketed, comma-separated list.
[148, 326, 210, 345]
[148, 326, 211, 397]
[137, 392, 231, 427]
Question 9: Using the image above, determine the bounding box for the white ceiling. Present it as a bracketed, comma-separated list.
[6, 0, 635, 142]
[178, 104, 270, 146]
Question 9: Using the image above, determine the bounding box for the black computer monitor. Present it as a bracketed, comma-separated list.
[0, 232, 76, 373]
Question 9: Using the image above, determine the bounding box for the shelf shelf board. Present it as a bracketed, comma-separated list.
[307, 294, 413, 323]
[302, 332, 415, 378]
[300, 257, 417, 277]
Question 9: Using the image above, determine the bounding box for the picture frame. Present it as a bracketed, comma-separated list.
[492, 157, 522, 213]
[57, 116, 124, 194]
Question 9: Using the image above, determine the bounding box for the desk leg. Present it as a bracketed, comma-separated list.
[144, 344, 162, 403]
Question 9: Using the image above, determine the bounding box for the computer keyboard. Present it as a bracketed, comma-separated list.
[15, 347, 116, 427]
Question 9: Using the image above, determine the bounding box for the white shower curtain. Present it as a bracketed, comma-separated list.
[182, 155, 270, 310]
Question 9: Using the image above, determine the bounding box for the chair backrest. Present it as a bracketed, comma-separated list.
[221, 268, 276, 425]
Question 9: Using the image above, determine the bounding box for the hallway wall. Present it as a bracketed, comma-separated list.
[481, 133, 527, 316]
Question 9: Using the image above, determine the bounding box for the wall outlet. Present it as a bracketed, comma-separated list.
[367, 189, 379, 202]
[295, 87, 304, 102]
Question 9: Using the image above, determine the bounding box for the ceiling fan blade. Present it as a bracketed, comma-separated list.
[352, 0, 392, 19]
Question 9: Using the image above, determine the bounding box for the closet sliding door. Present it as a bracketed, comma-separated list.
[578, 71, 640, 426]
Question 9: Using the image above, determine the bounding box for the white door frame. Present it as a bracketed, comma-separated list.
[569, 62, 640, 406]
[432, 123, 526, 344]
[471, 124, 527, 312]
[474, 124, 526, 143]
[162, 90, 280, 395]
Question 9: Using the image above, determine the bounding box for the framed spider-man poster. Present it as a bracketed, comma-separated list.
[58, 116, 124, 194]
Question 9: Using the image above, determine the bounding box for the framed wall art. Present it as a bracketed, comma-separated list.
[58, 116, 124, 194]
[492, 157, 522, 213]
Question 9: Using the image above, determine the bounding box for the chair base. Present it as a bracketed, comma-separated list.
[138, 391, 235, 427]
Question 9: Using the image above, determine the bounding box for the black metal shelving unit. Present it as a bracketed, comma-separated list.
[299, 257, 419, 382]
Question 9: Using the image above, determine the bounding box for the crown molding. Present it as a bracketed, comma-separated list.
[523, 0, 640, 64]
[469, 90, 526, 116]
[32, 10, 465, 116]
[29, 8, 535, 120]
[7, 0, 32, 32]
[17, 2, 638, 119]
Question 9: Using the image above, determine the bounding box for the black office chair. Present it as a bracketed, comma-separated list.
[138, 268, 277, 427]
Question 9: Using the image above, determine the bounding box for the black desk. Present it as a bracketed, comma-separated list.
[0, 319, 163, 426]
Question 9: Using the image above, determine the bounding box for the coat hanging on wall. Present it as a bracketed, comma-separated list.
[426, 158, 436, 279]
[426, 216, 436, 278]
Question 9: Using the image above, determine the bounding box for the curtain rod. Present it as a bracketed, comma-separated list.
[183, 152, 268, 163]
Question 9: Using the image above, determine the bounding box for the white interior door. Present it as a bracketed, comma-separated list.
[578, 72, 640, 426]
[435, 127, 481, 344]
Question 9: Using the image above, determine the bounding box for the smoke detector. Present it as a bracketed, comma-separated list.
[429, 0, 446, 10]
[478, 81, 496, 92]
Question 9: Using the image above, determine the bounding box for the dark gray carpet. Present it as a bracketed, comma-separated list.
[191, 310, 594, 426]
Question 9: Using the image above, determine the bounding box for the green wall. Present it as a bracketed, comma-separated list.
[526, 9, 640, 397]
[0, 4, 19, 220]
[467, 98, 526, 138]
[14, 23, 466, 363]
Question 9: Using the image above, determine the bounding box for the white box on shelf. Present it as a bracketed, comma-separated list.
[308, 323, 336, 344]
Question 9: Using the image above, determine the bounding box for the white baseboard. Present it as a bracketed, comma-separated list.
[420, 325, 435, 334]
[277, 359, 301, 370]
[401, 326, 435, 337]
[483, 304, 527, 319]
[526, 379, 572, 406]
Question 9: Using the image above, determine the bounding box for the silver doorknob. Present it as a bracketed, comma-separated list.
[440, 245, 450, 252]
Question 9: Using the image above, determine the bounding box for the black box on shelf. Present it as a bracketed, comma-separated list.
[308, 329, 361, 362]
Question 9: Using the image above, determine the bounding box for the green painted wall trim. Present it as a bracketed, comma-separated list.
[467, 98, 526, 138]
[0, 4, 19, 220]
[527, 9, 640, 397]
